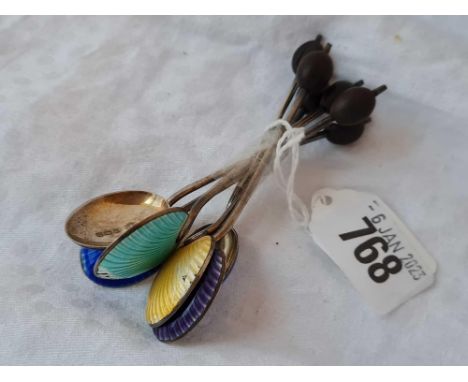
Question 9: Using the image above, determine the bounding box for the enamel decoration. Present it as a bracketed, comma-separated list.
[65, 34, 387, 341]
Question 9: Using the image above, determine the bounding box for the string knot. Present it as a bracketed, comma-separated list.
[270, 119, 311, 228]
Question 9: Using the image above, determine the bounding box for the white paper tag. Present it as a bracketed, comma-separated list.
[309, 188, 436, 314]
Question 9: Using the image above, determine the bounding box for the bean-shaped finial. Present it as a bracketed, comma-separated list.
[325, 122, 366, 145]
[330, 85, 387, 126]
[295, 50, 334, 95]
[320, 80, 364, 111]
[291, 35, 323, 73]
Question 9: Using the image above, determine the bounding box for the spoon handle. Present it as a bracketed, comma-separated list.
[278, 79, 298, 119]
[166, 157, 251, 206]
[211, 144, 276, 241]
[177, 164, 247, 241]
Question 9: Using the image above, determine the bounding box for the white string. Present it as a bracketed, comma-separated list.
[269, 119, 311, 228]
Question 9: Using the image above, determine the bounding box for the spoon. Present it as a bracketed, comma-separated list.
[147, 229, 237, 341]
[153, 248, 225, 342]
[146, 235, 215, 327]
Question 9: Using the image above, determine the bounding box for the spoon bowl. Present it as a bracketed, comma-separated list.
[153, 248, 225, 342]
[218, 229, 238, 280]
[80, 247, 158, 287]
[65, 190, 169, 248]
[146, 235, 215, 327]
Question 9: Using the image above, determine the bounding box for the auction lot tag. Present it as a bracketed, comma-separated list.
[309, 188, 437, 314]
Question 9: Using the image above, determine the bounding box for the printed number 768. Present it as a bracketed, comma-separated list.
[339, 217, 402, 283]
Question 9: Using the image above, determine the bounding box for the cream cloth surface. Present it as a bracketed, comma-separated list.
[1, 16, 468, 365]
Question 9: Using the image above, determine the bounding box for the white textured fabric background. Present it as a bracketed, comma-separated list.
[1, 16, 468, 365]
